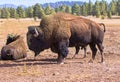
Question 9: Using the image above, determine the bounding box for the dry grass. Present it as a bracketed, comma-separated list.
[16, 63, 42, 77]
[84, 16, 120, 27]
[0, 17, 120, 82]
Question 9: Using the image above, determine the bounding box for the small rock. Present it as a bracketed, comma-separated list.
[53, 72, 60, 76]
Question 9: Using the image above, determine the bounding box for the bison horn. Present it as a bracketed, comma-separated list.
[34, 28, 39, 37]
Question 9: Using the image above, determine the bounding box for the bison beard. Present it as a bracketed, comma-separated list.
[58, 40, 69, 58]
[51, 39, 69, 63]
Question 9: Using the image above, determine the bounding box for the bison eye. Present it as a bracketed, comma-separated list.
[6, 50, 11, 55]
[61, 45, 64, 48]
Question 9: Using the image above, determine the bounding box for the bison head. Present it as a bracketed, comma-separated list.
[27, 26, 48, 57]
[1, 45, 26, 60]
[1, 46, 14, 60]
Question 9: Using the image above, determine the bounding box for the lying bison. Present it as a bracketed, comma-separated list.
[1, 34, 27, 60]
[27, 12, 106, 64]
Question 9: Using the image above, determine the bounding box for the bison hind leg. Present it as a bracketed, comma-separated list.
[89, 43, 97, 63]
[97, 43, 105, 63]
[72, 46, 80, 59]
[82, 47, 87, 58]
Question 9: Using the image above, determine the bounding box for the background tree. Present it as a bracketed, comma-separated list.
[65, 6, 72, 14]
[0, 0, 120, 18]
[100, 0, 107, 17]
[59, 5, 66, 12]
[17, 6, 25, 18]
[81, 2, 88, 16]
[116, 0, 120, 15]
[9, 8, 17, 18]
[44, 4, 55, 15]
[25, 6, 33, 18]
[1, 8, 10, 18]
[0, 8, 1, 18]
[33, 3, 45, 18]
[110, 0, 117, 15]
[88, 0, 93, 15]
[107, 10, 112, 18]
[72, 3, 80, 15]
[55, 7, 60, 12]
[95, 0, 101, 18]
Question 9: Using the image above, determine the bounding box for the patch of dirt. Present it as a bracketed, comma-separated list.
[0, 18, 120, 82]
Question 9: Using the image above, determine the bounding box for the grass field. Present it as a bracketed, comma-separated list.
[0, 17, 120, 82]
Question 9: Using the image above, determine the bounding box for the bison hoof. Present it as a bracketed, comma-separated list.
[99, 61, 105, 64]
[88, 59, 94, 63]
[57, 59, 64, 64]
[72, 56, 75, 59]
[57, 55, 64, 64]
[57, 61, 64, 65]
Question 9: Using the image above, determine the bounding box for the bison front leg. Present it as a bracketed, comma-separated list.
[34, 51, 40, 60]
[57, 54, 64, 64]
[57, 40, 69, 64]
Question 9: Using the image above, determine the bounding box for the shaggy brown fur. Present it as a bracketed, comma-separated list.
[40, 15, 71, 41]
[51, 12, 106, 63]
[1, 35, 27, 60]
[57, 12, 105, 63]
[27, 12, 105, 63]
[27, 14, 72, 63]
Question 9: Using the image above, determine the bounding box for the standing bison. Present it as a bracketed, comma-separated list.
[1, 34, 27, 60]
[27, 12, 106, 64]
[27, 15, 71, 64]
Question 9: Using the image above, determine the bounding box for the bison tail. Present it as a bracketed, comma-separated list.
[99, 23, 106, 32]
